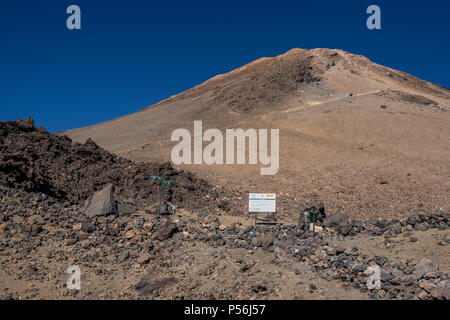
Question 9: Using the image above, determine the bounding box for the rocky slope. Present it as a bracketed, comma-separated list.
[64, 48, 450, 221]
[0, 117, 240, 214]
[0, 119, 449, 300]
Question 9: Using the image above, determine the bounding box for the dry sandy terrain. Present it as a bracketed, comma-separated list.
[1, 112, 449, 301]
[66, 48, 450, 221]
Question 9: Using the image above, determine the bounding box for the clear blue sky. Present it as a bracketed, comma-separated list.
[1, 0, 449, 133]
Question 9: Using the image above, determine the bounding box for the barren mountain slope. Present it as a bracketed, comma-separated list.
[65, 48, 450, 220]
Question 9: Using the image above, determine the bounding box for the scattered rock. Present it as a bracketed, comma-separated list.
[84, 184, 117, 217]
[437, 287, 450, 300]
[251, 284, 267, 293]
[73, 223, 82, 231]
[11, 216, 24, 224]
[156, 222, 178, 240]
[0, 222, 8, 234]
[380, 270, 394, 282]
[323, 214, 349, 235]
[134, 274, 177, 295]
[117, 202, 136, 215]
[137, 253, 151, 265]
[119, 250, 130, 262]
[416, 258, 436, 279]
[125, 230, 135, 239]
[419, 281, 437, 292]
[259, 234, 274, 251]
[309, 224, 323, 233]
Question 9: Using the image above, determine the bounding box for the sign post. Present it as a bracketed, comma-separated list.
[312, 207, 316, 238]
[150, 176, 174, 215]
[303, 208, 317, 238]
[249, 193, 276, 225]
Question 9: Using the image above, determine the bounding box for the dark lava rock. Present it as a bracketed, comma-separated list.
[300, 200, 326, 224]
[156, 222, 178, 240]
[324, 214, 350, 235]
[83, 223, 96, 233]
[251, 284, 267, 293]
[118, 250, 130, 262]
[216, 238, 226, 246]
[134, 273, 177, 296]
[0, 119, 240, 215]
[380, 270, 395, 282]
[375, 256, 388, 266]
[117, 202, 136, 215]
[404, 266, 414, 275]
[259, 233, 275, 251]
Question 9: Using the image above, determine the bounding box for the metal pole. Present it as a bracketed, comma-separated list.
[437, 248, 440, 272]
[150, 176, 174, 216]
[313, 207, 316, 238]
[158, 178, 163, 215]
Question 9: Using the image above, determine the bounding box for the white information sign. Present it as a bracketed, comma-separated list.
[249, 193, 276, 213]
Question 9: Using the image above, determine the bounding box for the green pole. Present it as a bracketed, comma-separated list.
[159, 179, 163, 215]
[313, 207, 316, 238]
[150, 176, 174, 215]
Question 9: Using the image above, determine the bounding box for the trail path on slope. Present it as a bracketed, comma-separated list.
[260, 87, 390, 121]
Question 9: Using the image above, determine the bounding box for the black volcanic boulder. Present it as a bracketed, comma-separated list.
[84, 184, 117, 217]
[324, 213, 350, 235]
[298, 200, 326, 230]
[259, 233, 275, 251]
[300, 201, 326, 223]
[156, 221, 178, 240]
[159, 203, 174, 215]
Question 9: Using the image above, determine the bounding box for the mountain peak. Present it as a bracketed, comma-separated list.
[64, 48, 450, 219]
